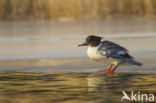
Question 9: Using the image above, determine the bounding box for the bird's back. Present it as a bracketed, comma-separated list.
[97, 40, 142, 65]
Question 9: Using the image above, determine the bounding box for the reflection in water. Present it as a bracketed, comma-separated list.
[0, 72, 156, 103]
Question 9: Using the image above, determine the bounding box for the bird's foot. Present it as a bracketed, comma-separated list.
[98, 64, 118, 73]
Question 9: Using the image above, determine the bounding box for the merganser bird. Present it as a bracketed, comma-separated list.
[78, 35, 142, 73]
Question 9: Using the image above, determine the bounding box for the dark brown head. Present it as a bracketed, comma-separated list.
[78, 35, 102, 47]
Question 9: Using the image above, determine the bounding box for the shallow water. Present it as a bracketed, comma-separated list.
[0, 69, 156, 103]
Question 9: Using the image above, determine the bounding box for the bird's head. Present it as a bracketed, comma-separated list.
[78, 35, 102, 47]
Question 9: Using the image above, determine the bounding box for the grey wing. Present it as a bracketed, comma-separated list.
[98, 40, 133, 59]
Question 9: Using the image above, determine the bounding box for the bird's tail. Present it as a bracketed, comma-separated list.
[127, 59, 143, 66]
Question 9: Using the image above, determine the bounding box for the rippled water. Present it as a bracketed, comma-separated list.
[0, 71, 156, 103]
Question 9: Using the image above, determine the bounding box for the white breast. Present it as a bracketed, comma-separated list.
[87, 44, 106, 61]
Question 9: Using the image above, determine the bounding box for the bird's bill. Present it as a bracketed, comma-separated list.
[78, 42, 88, 46]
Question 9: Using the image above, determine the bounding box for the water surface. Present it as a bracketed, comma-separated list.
[0, 69, 156, 103]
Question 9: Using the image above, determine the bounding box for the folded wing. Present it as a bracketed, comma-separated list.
[98, 40, 133, 60]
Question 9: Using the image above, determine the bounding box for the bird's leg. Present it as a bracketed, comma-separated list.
[98, 64, 118, 73]
[106, 64, 113, 71]
[98, 64, 113, 72]
[109, 65, 118, 72]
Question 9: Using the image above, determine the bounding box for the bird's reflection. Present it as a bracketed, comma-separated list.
[87, 73, 124, 92]
[86, 72, 156, 102]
